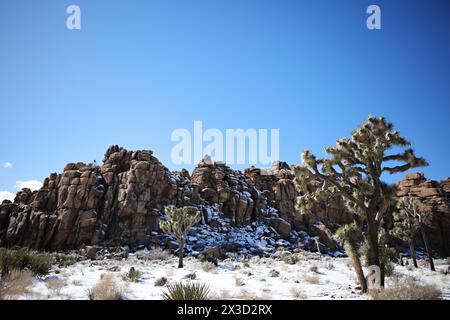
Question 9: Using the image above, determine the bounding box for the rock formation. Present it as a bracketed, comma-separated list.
[1, 146, 447, 257]
[0, 146, 308, 252]
[397, 172, 450, 256]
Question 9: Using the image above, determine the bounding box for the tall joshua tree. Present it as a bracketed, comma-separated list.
[393, 197, 421, 268]
[335, 223, 367, 293]
[293, 115, 428, 286]
[160, 206, 201, 268]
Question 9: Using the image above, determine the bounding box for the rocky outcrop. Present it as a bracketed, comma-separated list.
[397, 172, 450, 255]
[0, 146, 178, 250]
[191, 160, 256, 227]
[8, 146, 448, 257]
[0, 146, 310, 252]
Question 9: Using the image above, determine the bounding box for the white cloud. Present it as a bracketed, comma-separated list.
[3, 162, 13, 169]
[0, 191, 15, 202]
[15, 180, 42, 191]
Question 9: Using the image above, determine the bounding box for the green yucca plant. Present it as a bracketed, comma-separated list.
[162, 282, 210, 300]
[160, 206, 201, 268]
[122, 267, 142, 282]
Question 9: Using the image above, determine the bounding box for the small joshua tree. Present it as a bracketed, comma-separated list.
[335, 223, 367, 293]
[160, 206, 201, 268]
[394, 196, 435, 271]
[393, 197, 421, 268]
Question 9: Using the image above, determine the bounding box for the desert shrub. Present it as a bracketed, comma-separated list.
[162, 282, 210, 300]
[72, 279, 82, 286]
[154, 276, 168, 287]
[122, 267, 142, 282]
[290, 287, 307, 299]
[269, 269, 280, 277]
[13, 247, 33, 270]
[283, 254, 300, 265]
[302, 274, 320, 284]
[183, 272, 196, 280]
[0, 247, 53, 276]
[198, 250, 218, 266]
[234, 277, 245, 287]
[0, 247, 16, 277]
[202, 262, 217, 273]
[46, 277, 65, 295]
[145, 247, 172, 261]
[29, 253, 54, 276]
[54, 254, 77, 268]
[0, 269, 34, 299]
[369, 276, 441, 300]
[325, 262, 335, 270]
[220, 289, 231, 299]
[88, 274, 125, 300]
[309, 265, 319, 273]
[362, 243, 397, 277]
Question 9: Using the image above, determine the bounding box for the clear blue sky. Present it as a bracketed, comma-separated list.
[1, 0, 449, 198]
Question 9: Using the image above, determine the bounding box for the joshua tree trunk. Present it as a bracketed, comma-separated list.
[366, 216, 384, 287]
[409, 240, 418, 268]
[314, 238, 321, 259]
[420, 225, 435, 271]
[178, 238, 185, 268]
[345, 243, 367, 293]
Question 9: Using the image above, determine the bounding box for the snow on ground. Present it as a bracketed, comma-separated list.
[9, 250, 450, 300]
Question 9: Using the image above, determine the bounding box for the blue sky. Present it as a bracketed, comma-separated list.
[0, 0, 449, 199]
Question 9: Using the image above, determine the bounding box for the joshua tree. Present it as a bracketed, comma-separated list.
[160, 206, 201, 268]
[395, 196, 435, 271]
[335, 223, 367, 293]
[393, 197, 421, 268]
[293, 115, 428, 286]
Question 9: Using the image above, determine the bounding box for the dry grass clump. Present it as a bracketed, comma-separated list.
[309, 265, 319, 273]
[88, 274, 126, 300]
[234, 288, 270, 300]
[202, 262, 217, 273]
[46, 277, 65, 295]
[72, 279, 82, 286]
[154, 276, 168, 287]
[269, 269, 280, 277]
[0, 270, 34, 299]
[234, 276, 245, 287]
[140, 247, 172, 261]
[290, 287, 307, 300]
[369, 276, 441, 300]
[183, 272, 197, 280]
[220, 289, 231, 299]
[283, 254, 300, 265]
[301, 274, 321, 284]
